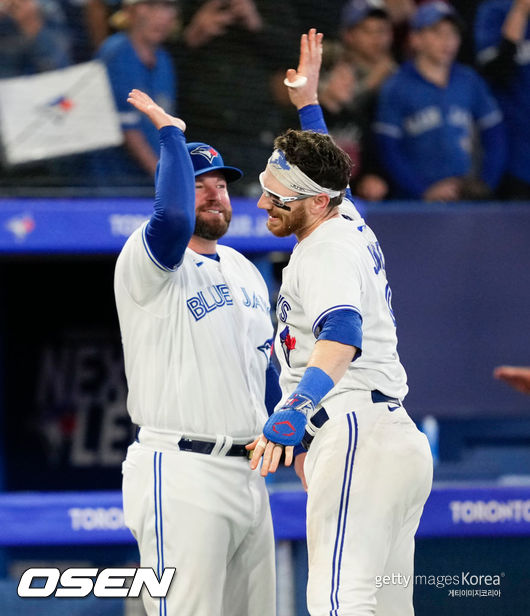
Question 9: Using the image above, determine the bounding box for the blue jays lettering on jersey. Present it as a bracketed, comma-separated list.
[375, 61, 504, 197]
[186, 284, 269, 321]
[186, 283, 233, 320]
[276, 293, 292, 323]
[475, 0, 530, 183]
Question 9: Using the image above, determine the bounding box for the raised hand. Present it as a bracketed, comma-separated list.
[127, 89, 186, 132]
[284, 28, 323, 110]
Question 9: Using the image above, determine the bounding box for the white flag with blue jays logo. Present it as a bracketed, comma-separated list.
[0, 61, 123, 165]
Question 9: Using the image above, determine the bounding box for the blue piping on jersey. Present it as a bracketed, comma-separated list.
[142, 225, 179, 273]
[153, 452, 166, 616]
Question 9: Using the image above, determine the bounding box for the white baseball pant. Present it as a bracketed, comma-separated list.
[304, 391, 433, 615]
[122, 431, 276, 616]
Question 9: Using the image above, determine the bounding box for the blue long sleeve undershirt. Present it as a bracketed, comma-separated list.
[144, 126, 196, 269]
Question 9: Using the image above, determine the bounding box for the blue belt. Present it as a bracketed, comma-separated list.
[301, 390, 401, 450]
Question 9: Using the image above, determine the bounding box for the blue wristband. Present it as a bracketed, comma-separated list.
[262, 367, 334, 447]
[294, 366, 334, 407]
[298, 104, 328, 134]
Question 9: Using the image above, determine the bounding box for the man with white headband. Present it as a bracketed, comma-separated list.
[249, 29, 433, 616]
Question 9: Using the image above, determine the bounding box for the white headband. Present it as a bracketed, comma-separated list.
[267, 149, 342, 198]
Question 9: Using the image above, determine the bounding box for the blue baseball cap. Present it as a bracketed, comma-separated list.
[411, 1, 462, 31]
[186, 142, 243, 183]
[340, 0, 388, 30]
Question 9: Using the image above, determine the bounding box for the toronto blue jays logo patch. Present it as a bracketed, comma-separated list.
[191, 145, 219, 163]
[279, 326, 296, 366]
[269, 149, 291, 171]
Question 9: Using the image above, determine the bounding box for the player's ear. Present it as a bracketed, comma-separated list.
[310, 193, 331, 215]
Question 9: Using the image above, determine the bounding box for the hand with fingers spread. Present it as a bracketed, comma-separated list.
[247, 390, 315, 476]
[246, 435, 294, 477]
[284, 28, 323, 110]
[127, 89, 186, 132]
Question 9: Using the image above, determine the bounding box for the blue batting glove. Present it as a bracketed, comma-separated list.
[263, 393, 314, 446]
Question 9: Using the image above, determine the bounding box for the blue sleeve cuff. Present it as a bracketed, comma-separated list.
[316, 309, 363, 355]
[298, 104, 328, 134]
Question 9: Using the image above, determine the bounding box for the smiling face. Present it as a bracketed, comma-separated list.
[257, 169, 311, 238]
[193, 171, 232, 240]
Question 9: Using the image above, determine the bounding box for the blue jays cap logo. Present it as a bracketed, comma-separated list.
[190, 145, 219, 163]
[186, 141, 243, 182]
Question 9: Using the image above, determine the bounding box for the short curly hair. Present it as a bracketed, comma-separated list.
[273, 129, 352, 207]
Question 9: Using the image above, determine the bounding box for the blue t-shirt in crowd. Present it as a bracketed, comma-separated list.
[93, 33, 176, 184]
[475, 0, 530, 184]
[374, 61, 504, 198]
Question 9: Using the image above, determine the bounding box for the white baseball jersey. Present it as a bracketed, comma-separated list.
[274, 200, 408, 407]
[115, 222, 273, 438]
[283, 205, 431, 615]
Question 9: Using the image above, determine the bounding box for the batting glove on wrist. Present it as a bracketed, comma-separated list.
[263, 393, 314, 446]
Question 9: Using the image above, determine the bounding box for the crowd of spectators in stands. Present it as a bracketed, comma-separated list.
[0, 0, 529, 201]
